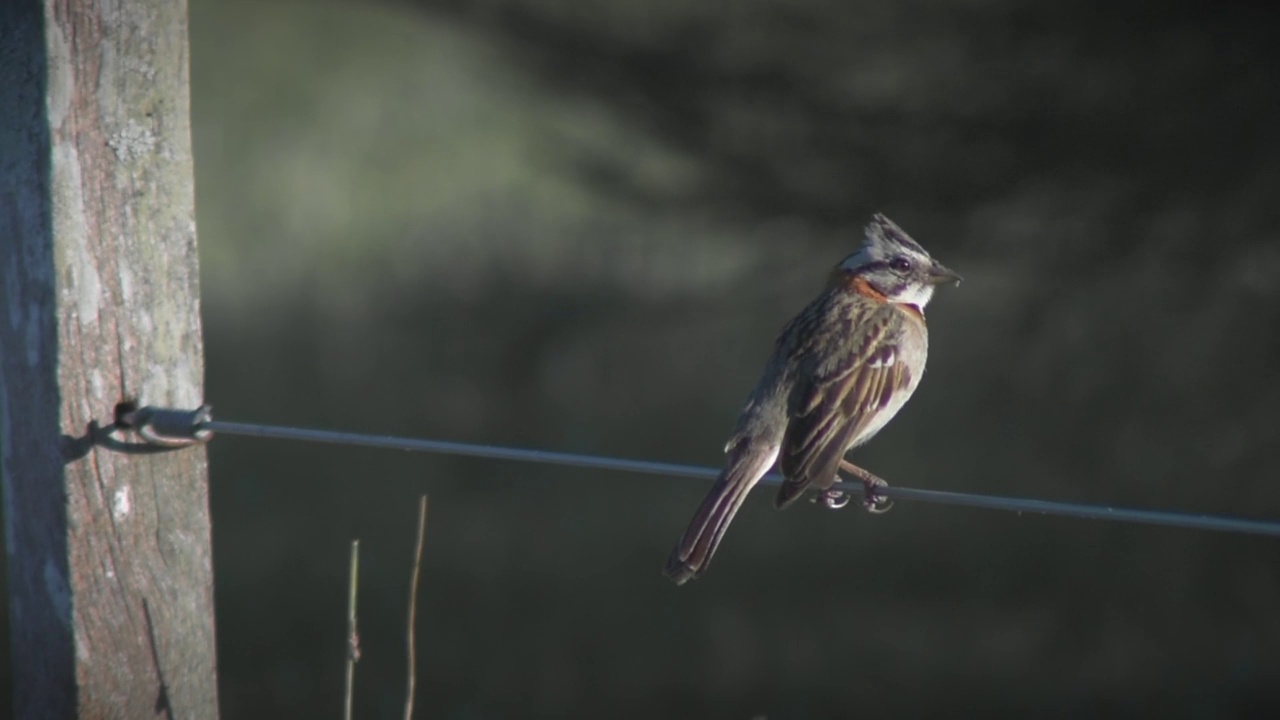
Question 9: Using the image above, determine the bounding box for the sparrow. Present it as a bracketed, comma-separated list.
[664, 214, 960, 584]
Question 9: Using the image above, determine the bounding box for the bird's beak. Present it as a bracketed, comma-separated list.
[927, 262, 962, 286]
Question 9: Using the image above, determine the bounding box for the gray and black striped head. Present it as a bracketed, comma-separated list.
[836, 214, 961, 308]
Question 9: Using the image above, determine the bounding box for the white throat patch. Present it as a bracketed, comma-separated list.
[893, 283, 935, 309]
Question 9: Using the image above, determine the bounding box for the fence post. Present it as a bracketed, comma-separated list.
[0, 1, 220, 716]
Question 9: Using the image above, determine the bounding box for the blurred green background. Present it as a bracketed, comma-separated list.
[29, 0, 1280, 717]
[196, 0, 1280, 717]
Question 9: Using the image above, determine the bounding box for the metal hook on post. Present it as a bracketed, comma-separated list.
[114, 403, 215, 448]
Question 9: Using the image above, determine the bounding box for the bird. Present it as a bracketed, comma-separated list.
[663, 213, 960, 585]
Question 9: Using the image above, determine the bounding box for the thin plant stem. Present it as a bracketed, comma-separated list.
[404, 496, 428, 720]
[344, 539, 360, 720]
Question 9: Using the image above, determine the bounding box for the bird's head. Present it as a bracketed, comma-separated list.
[833, 213, 961, 308]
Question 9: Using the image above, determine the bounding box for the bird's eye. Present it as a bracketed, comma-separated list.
[889, 257, 911, 272]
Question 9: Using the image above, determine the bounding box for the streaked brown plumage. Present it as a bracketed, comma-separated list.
[664, 214, 960, 584]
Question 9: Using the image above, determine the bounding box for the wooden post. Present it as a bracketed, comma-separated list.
[0, 1, 219, 717]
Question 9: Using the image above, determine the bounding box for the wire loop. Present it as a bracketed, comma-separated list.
[116, 404, 215, 447]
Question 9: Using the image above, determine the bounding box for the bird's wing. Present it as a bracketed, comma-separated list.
[775, 308, 914, 509]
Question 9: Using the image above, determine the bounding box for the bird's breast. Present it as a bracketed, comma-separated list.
[896, 302, 924, 320]
[851, 306, 930, 446]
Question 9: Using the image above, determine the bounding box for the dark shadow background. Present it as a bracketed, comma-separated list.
[11, 0, 1280, 717]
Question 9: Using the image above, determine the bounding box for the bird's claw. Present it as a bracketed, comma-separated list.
[814, 464, 893, 512]
[835, 460, 893, 514]
[810, 474, 853, 510]
[861, 477, 893, 514]
[821, 487, 851, 510]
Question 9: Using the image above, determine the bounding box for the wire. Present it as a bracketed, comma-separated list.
[197, 418, 1280, 539]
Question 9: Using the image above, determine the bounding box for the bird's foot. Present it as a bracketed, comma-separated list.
[838, 460, 893, 514]
[820, 484, 852, 510]
[861, 476, 893, 514]
[807, 480, 853, 509]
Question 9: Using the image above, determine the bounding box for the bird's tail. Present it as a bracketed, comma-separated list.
[663, 440, 778, 585]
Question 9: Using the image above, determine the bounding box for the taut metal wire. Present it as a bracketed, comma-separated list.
[119, 406, 1280, 539]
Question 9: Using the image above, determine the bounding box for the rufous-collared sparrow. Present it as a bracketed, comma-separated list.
[664, 214, 960, 584]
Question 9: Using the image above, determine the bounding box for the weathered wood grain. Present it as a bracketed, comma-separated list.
[0, 1, 219, 717]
